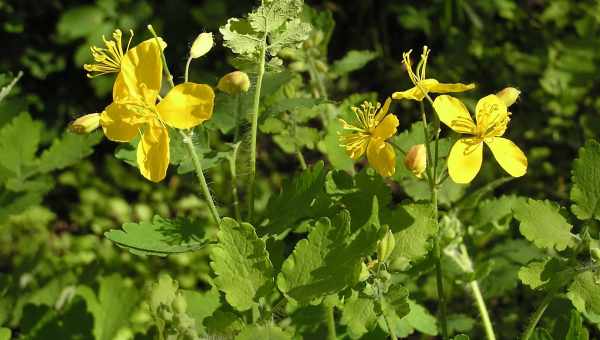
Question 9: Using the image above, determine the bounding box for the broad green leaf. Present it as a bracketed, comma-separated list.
[393, 300, 437, 337]
[381, 284, 410, 328]
[567, 271, 600, 315]
[332, 50, 378, 75]
[385, 203, 437, 269]
[76, 274, 140, 340]
[205, 310, 245, 336]
[220, 18, 260, 56]
[570, 140, 600, 220]
[181, 288, 221, 336]
[341, 291, 377, 339]
[513, 199, 576, 251]
[261, 161, 327, 236]
[210, 218, 274, 311]
[20, 300, 93, 340]
[0, 328, 9, 340]
[104, 215, 209, 256]
[38, 132, 102, 173]
[56, 5, 105, 40]
[447, 314, 475, 335]
[269, 19, 312, 53]
[0, 113, 42, 180]
[277, 201, 384, 302]
[235, 324, 291, 340]
[322, 119, 354, 172]
[518, 259, 551, 290]
[248, 0, 302, 33]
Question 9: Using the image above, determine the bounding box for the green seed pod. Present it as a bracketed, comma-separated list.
[172, 293, 187, 314]
[217, 71, 250, 95]
[377, 229, 396, 263]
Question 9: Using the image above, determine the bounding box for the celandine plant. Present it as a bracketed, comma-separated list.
[63, 1, 600, 339]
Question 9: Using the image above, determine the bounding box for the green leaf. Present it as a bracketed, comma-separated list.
[331, 50, 378, 75]
[518, 259, 551, 290]
[453, 335, 470, 340]
[387, 299, 437, 337]
[20, 299, 93, 340]
[205, 310, 245, 336]
[248, 0, 302, 33]
[148, 274, 178, 316]
[0, 328, 10, 340]
[181, 288, 221, 336]
[277, 201, 384, 303]
[38, 132, 102, 173]
[209, 218, 274, 312]
[322, 119, 354, 172]
[104, 215, 209, 256]
[269, 19, 312, 52]
[565, 309, 589, 340]
[385, 203, 437, 269]
[0, 113, 42, 180]
[341, 291, 377, 338]
[235, 324, 291, 340]
[381, 283, 410, 322]
[261, 161, 327, 236]
[513, 199, 576, 251]
[220, 18, 261, 56]
[57, 5, 105, 40]
[76, 274, 140, 340]
[567, 271, 600, 315]
[265, 97, 325, 117]
[571, 140, 600, 220]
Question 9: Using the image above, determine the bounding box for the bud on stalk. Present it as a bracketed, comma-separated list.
[190, 32, 214, 59]
[404, 144, 427, 178]
[377, 229, 396, 263]
[217, 71, 250, 95]
[69, 113, 100, 134]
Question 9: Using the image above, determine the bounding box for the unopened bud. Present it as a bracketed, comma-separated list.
[315, 60, 328, 72]
[377, 229, 396, 263]
[190, 32, 213, 59]
[217, 71, 250, 95]
[289, 61, 307, 72]
[404, 144, 427, 178]
[69, 113, 100, 134]
[496, 87, 520, 107]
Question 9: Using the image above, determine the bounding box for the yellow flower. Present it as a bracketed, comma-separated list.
[392, 47, 475, 101]
[433, 93, 527, 183]
[99, 36, 215, 182]
[338, 98, 399, 177]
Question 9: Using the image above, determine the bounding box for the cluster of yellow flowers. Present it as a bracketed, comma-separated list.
[74, 29, 216, 182]
[339, 47, 527, 184]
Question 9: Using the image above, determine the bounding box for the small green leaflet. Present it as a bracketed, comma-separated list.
[248, 0, 302, 33]
[570, 140, 600, 221]
[181, 288, 221, 336]
[104, 215, 209, 256]
[277, 199, 384, 303]
[567, 271, 600, 315]
[0, 113, 42, 180]
[38, 131, 102, 173]
[210, 218, 274, 312]
[518, 259, 551, 290]
[331, 50, 378, 76]
[513, 199, 576, 251]
[392, 299, 437, 337]
[341, 291, 377, 339]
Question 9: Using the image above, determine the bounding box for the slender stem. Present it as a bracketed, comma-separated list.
[147, 25, 175, 88]
[246, 34, 268, 221]
[307, 57, 329, 126]
[184, 56, 193, 83]
[419, 102, 434, 188]
[521, 287, 559, 340]
[325, 305, 336, 340]
[181, 131, 221, 225]
[296, 151, 307, 170]
[229, 143, 242, 221]
[382, 312, 398, 340]
[234, 94, 242, 142]
[388, 140, 407, 156]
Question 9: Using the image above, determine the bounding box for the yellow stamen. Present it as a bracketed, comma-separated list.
[84, 29, 134, 78]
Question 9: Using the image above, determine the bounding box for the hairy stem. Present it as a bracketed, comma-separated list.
[246, 35, 267, 221]
[229, 143, 242, 221]
[181, 131, 221, 225]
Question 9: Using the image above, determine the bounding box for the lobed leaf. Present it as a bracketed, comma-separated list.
[570, 140, 600, 220]
[513, 199, 576, 251]
[567, 271, 600, 315]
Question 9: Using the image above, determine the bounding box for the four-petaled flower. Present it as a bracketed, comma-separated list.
[98, 35, 215, 182]
[392, 47, 475, 102]
[433, 93, 528, 183]
[338, 98, 399, 177]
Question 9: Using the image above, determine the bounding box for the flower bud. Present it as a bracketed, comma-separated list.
[315, 60, 328, 72]
[217, 71, 250, 95]
[377, 229, 396, 263]
[190, 32, 213, 59]
[496, 87, 520, 107]
[404, 144, 427, 178]
[69, 113, 100, 134]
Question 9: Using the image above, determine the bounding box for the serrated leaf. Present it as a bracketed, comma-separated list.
[518, 259, 551, 289]
[269, 19, 312, 52]
[513, 199, 576, 251]
[235, 324, 291, 340]
[567, 271, 600, 315]
[76, 274, 140, 340]
[0, 113, 42, 180]
[210, 218, 274, 311]
[570, 140, 600, 220]
[220, 18, 261, 56]
[261, 161, 327, 236]
[104, 215, 209, 256]
[385, 203, 437, 268]
[387, 299, 437, 337]
[38, 132, 102, 173]
[181, 288, 221, 336]
[381, 283, 410, 321]
[331, 50, 378, 75]
[248, 0, 302, 33]
[277, 201, 384, 302]
[148, 274, 179, 315]
[341, 291, 377, 339]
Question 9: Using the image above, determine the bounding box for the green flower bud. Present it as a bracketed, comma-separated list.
[315, 60, 328, 72]
[404, 144, 427, 178]
[217, 71, 250, 95]
[377, 229, 396, 263]
[496, 87, 520, 107]
[69, 113, 100, 134]
[289, 61, 307, 72]
[172, 293, 187, 314]
[190, 32, 213, 59]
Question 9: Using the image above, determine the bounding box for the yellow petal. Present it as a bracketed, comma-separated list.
[391, 79, 438, 101]
[485, 137, 527, 177]
[428, 80, 475, 94]
[136, 122, 170, 182]
[367, 138, 396, 177]
[100, 103, 141, 142]
[114, 38, 164, 102]
[432, 95, 476, 134]
[475, 94, 508, 134]
[374, 97, 392, 123]
[448, 138, 483, 184]
[339, 129, 369, 160]
[157, 82, 215, 129]
[372, 114, 399, 140]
